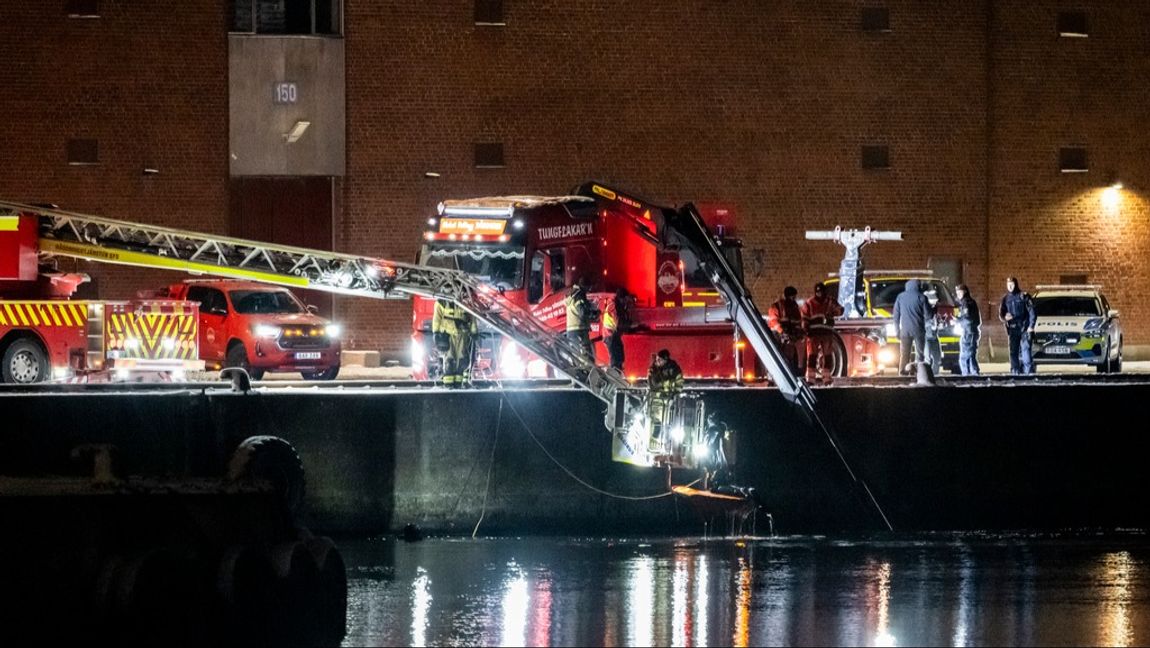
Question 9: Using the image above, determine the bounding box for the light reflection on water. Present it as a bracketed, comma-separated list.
[342, 535, 1150, 647]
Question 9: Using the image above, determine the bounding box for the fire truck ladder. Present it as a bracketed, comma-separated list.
[0, 200, 638, 421]
[661, 204, 892, 530]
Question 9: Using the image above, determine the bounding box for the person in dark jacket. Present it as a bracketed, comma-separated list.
[999, 276, 1036, 375]
[955, 283, 982, 375]
[924, 287, 944, 376]
[892, 279, 933, 376]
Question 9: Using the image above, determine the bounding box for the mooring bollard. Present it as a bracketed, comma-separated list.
[916, 361, 936, 386]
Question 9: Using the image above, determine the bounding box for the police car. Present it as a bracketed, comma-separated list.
[1031, 285, 1123, 373]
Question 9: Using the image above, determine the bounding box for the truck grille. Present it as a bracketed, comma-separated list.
[278, 327, 332, 349]
[1035, 332, 1080, 345]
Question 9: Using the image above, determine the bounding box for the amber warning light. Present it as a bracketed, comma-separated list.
[438, 219, 507, 235]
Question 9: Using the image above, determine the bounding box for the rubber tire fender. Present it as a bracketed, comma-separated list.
[226, 436, 306, 517]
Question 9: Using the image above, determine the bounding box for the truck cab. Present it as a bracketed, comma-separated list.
[410, 184, 759, 383]
[165, 280, 342, 380]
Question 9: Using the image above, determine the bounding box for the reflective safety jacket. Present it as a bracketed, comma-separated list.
[565, 287, 591, 332]
[801, 294, 845, 330]
[648, 359, 684, 394]
[767, 298, 804, 338]
[602, 298, 618, 332]
[432, 301, 477, 336]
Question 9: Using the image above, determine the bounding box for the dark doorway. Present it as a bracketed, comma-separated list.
[229, 177, 334, 316]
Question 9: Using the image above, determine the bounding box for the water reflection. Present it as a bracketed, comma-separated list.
[733, 557, 752, 647]
[672, 550, 689, 647]
[626, 555, 655, 647]
[1098, 551, 1136, 647]
[952, 548, 974, 647]
[410, 567, 431, 648]
[501, 564, 529, 647]
[871, 561, 896, 647]
[530, 574, 553, 647]
[342, 536, 1150, 647]
[695, 553, 709, 646]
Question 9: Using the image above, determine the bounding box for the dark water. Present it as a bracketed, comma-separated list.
[342, 534, 1150, 647]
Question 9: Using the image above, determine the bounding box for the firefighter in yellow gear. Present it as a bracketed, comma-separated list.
[646, 349, 684, 452]
[432, 299, 477, 388]
[564, 282, 597, 359]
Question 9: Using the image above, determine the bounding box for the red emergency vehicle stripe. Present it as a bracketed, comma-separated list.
[106, 311, 198, 359]
[23, 304, 40, 326]
[42, 305, 58, 325]
[0, 303, 88, 327]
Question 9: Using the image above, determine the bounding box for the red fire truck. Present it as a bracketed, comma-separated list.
[1, 211, 203, 384]
[411, 182, 770, 382]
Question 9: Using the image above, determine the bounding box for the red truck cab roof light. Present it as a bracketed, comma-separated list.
[438, 204, 515, 218]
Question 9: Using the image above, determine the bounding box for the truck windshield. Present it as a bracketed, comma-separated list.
[1034, 296, 1102, 317]
[870, 279, 955, 311]
[229, 290, 304, 314]
[679, 244, 745, 288]
[420, 245, 525, 290]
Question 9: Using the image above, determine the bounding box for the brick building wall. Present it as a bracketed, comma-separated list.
[0, 2, 229, 300]
[988, 1, 1150, 354]
[3, 2, 1147, 358]
[343, 0, 990, 354]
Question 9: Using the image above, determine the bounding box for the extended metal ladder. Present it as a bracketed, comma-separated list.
[0, 201, 636, 414]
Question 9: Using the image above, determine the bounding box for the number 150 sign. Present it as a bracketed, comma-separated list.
[274, 82, 298, 104]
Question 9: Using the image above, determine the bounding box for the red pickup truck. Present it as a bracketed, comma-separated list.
[164, 280, 341, 380]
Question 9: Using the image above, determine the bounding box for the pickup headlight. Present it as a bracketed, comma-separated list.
[325, 324, 342, 338]
[253, 325, 281, 338]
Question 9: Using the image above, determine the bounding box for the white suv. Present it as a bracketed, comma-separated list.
[1031, 286, 1122, 373]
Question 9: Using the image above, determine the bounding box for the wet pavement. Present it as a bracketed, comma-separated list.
[342, 534, 1150, 647]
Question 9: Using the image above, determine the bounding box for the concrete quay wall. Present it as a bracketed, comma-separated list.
[2, 382, 1147, 535]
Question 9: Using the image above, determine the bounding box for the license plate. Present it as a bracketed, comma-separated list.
[1045, 345, 1071, 355]
[295, 352, 321, 360]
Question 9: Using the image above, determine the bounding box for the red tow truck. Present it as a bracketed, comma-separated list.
[162, 280, 342, 381]
[1, 211, 203, 383]
[411, 183, 763, 382]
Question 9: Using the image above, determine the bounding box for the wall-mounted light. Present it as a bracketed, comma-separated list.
[142, 167, 160, 175]
[424, 172, 441, 178]
[1102, 179, 1123, 211]
[284, 120, 311, 143]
